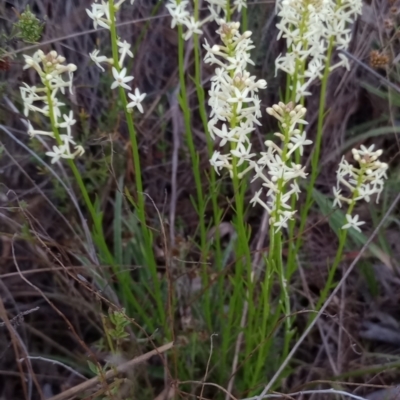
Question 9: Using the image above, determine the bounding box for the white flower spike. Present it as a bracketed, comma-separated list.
[205, 20, 266, 179]
[251, 102, 312, 232]
[20, 50, 85, 163]
[333, 144, 388, 232]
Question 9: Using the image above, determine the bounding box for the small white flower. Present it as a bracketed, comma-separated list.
[23, 54, 43, 75]
[46, 145, 69, 164]
[287, 131, 312, 156]
[230, 142, 256, 166]
[233, 0, 247, 12]
[273, 210, 296, 233]
[126, 88, 146, 113]
[183, 17, 203, 40]
[111, 67, 134, 90]
[212, 124, 235, 147]
[89, 49, 111, 72]
[60, 133, 76, 146]
[250, 188, 271, 212]
[117, 40, 133, 65]
[332, 187, 343, 208]
[27, 122, 54, 138]
[166, 0, 190, 29]
[210, 151, 232, 175]
[342, 214, 365, 232]
[227, 87, 253, 113]
[73, 145, 85, 157]
[86, 5, 110, 30]
[58, 111, 76, 128]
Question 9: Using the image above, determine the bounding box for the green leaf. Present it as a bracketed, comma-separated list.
[87, 360, 99, 375]
[114, 177, 124, 266]
[360, 81, 400, 107]
[313, 189, 393, 269]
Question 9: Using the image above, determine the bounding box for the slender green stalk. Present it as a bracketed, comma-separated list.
[225, 0, 232, 21]
[315, 228, 347, 311]
[44, 81, 114, 266]
[286, 37, 335, 279]
[315, 173, 362, 311]
[107, 1, 165, 327]
[44, 72, 154, 325]
[254, 114, 292, 374]
[176, 29, 207, 256]
[213, 92, 253, 381]
[192, 0, 223, 330]
[221, 150, 251, 383]
[241, 4, 248, 31]
[176, 26, 213, 330]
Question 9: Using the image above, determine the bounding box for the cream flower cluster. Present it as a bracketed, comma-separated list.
[20, 50, 85, 164]
[333, 145, 388, 232]
[166, 0, 247, 40]
[205, 21, 267, 178]
[86, 0, 146, 114]
[275, 0, 362, 100]
[250, 102, 312, 232]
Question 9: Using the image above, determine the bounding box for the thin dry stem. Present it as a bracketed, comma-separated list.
[47, 342, 174, 400]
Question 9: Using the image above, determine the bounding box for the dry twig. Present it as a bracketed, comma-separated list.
[47, 342, 174, 400]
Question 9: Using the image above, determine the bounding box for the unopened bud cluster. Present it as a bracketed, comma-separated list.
[251, 102, 312, 232]
[14, 5, 44, 43]
[205, 21, 267, 178]
[333, 145, 388, 232]
[86, 0, 146, 114]
[369, 50, 390, 69]
[20, 50, 84, 163]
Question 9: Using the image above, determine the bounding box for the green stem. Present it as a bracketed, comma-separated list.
[258, 115, 292, 372]
[225, 0, 232, 21]
[193, 0, 223, 331]
[287, 37, 335, 279]
[108, 1, 165, 326]
[177, 27, 207, 256]
[315, 175, 361, 311]
[174, 0, 212, 354]
[44, 80, 115, 266]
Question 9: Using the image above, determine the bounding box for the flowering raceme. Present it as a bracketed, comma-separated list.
[333, 145, 388, 232]
[275, 0, 362, 100]
[20, 50, 84, 163]
[250, 102, 312, 232]
[205, 20, 266, 179]
[86, 0, 146, 114]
